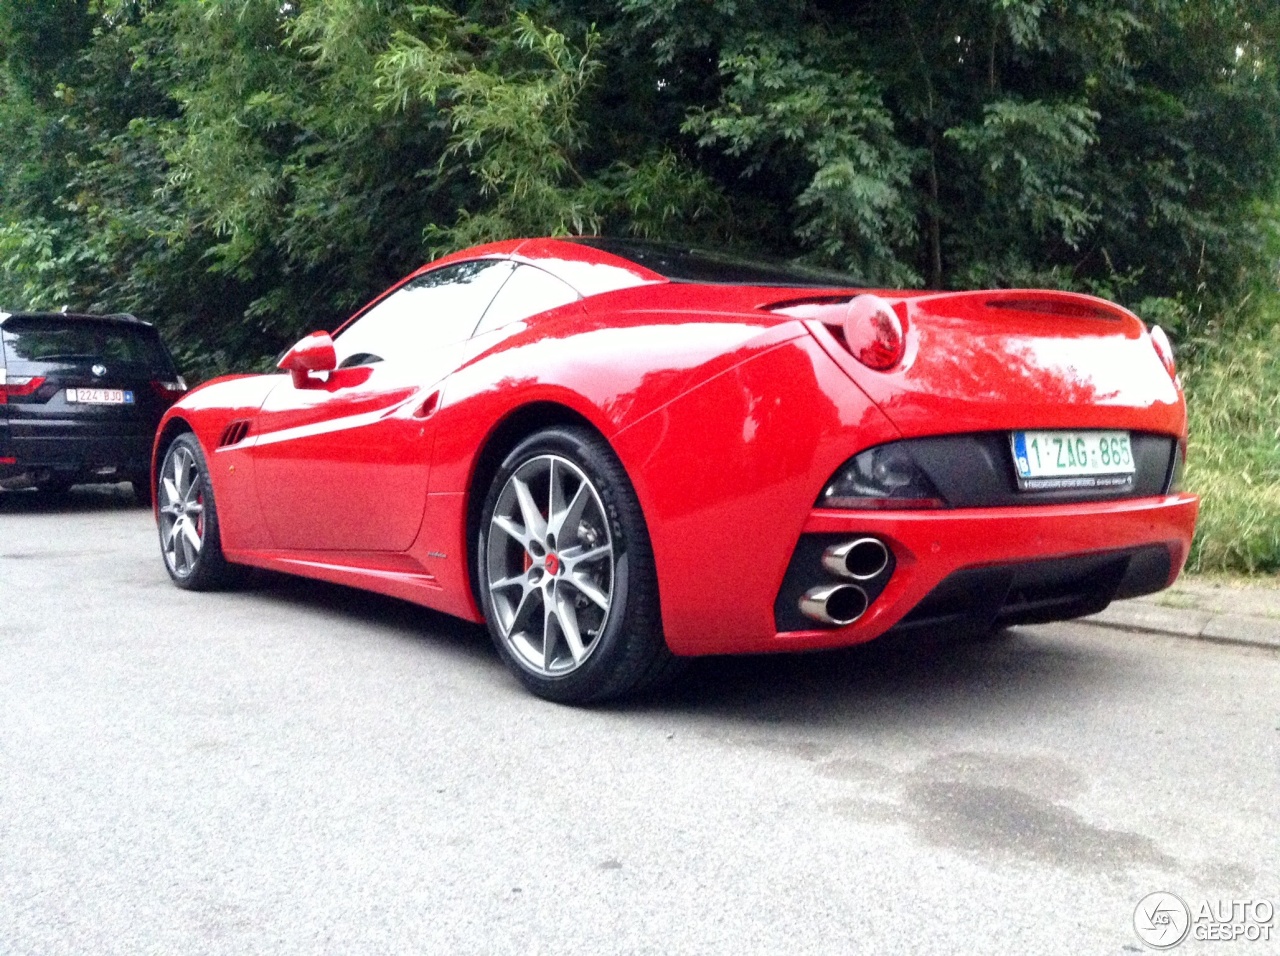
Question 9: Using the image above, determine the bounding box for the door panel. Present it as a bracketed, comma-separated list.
[248, 258, 513, 552]
[251, 363, 441, 552]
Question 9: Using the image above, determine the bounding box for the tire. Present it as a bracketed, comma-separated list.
[129, 471, 153, 508]
[476, 426, 681, 704]
[156, 433, 240, 590]
[35, 476, 74, 495]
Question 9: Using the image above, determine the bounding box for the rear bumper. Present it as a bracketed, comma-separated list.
[0, 429, 153, 483]
[671, 493, 1199, 655]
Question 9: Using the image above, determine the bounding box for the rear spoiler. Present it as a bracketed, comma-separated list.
[766, 288, 1136, 324]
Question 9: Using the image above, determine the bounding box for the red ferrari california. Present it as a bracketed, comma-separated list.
[153, 238, 1198, 702]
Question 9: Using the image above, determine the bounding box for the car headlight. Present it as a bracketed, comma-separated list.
[819, 443, 946, 509]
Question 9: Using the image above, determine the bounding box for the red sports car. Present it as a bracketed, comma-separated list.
[153, 238, 1198, 702]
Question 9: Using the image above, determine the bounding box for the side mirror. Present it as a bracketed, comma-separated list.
[277, 331, 337, 388]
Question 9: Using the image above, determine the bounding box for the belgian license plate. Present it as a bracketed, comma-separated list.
[1010, 430, 1134, 491]
[66, 388, 133, 405]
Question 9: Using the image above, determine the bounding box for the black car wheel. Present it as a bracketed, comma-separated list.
[477, 427, 680, 704]
[129, 471, 153, 508]
[157, 433, 239, 590]
[34, 476, 74, 495]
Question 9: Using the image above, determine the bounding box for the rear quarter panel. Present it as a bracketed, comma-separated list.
[426, 297, 900, 648]
[419, 304, 840, 624]
[610, 335, 900, 653]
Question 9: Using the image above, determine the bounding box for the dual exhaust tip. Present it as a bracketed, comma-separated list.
[821, 537, 890, 581]
[800, 537, 890, 626]
[799, 583, 869, 627]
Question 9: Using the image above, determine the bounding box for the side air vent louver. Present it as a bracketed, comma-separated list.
[217, 420, 251, 448]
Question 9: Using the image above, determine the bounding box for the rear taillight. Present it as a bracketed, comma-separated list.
[151, 376, 188, 402]
[842, 294, 906, 371]
[0, 372, 47, 404]
[820, 443, 946, 510]
[1149, 325, 1177, 381]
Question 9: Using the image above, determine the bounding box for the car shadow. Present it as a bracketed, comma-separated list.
[239, 568, 495, 664]
[636, 628, 1097, 725]
[233, 568, 1108, 727]
[0, 483, 144, 513]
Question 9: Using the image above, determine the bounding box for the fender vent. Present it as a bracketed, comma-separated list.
[217, 420, 251, 448]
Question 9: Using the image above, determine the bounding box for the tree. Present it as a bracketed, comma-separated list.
[0, 0, 1276, 377]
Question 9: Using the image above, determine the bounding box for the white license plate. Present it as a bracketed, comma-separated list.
[66, 388, 134, 405]
[1011, 430, 1134, 491]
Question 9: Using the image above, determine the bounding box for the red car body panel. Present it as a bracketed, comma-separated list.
[155, 238, 1198, 655]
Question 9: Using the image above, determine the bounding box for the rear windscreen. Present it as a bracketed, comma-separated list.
[1, 316, 173, 370]
[569, 237, 864, 288]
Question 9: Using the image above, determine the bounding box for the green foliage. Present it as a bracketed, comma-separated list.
[1183, 293, 1280, 574]
[0, 0, 93, 100]
[684, 38, 919, 284]
[376, 8, 607, 246]
[0, 0, 1276, 386]
[946, 99, 1100, 249]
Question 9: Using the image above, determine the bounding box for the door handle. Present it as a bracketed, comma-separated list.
[413, 391, 440, 419]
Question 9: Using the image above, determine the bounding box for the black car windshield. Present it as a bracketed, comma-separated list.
[569, 237, 863, 288]
[2, 315, 172, 369]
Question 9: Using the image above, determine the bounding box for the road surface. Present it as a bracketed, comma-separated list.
[2, 486, 1277, 954]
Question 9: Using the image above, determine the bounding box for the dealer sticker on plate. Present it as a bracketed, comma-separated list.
[66, 388, 134, 405]
[1010, 430, 1134, 491]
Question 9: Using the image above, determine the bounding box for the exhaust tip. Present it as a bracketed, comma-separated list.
[799, 584, 869, 627]
[822, 537, 890, 581]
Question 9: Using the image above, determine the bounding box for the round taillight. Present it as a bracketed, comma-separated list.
[1149, 324, 1177, 380]
[842, 294, 905, 371]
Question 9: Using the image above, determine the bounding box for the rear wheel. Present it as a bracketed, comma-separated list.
[129, 471, 153, 508]
[157, 433, 239, 590]
[477, 427, 680, 704]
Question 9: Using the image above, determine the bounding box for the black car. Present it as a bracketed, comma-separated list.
[0, 311, 186, 498]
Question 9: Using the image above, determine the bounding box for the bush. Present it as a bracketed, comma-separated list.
[1183, 295, 1280, 574]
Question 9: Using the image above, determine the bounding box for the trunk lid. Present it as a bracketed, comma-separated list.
[775, 289, 1185, 438]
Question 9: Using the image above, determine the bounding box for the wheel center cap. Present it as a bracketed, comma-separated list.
[544, 552, 561, 576]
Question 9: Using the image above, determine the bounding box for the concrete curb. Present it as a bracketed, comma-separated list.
[1082, 600, 1280, 651]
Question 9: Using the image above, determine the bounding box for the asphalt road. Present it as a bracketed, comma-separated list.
[2, 486, 1278, 956]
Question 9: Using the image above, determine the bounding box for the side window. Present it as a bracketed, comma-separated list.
[473, 264, 581, 337]
[334, 260, 514, 366]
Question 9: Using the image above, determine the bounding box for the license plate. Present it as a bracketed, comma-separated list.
[66, 388, 134, 405]
[1011, 430, 1134, 491]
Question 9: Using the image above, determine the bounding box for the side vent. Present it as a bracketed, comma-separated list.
[217, 420, 251, 448]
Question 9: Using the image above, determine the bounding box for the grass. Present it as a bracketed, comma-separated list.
[1182, 295, 1280, 575]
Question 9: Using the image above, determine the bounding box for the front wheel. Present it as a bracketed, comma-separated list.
[477, 427, 680, 704]
[157, 433, 240, 590]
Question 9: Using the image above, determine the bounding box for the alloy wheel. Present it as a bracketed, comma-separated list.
[484, 454, 615, 677]
[159, 443, 205, 577]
